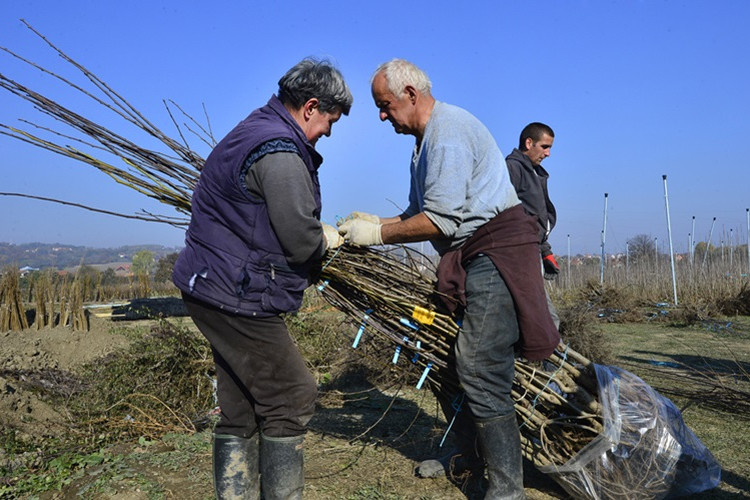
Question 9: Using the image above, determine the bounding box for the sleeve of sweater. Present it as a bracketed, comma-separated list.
[244, 152, 326, 266]
[506, 158, 522, 191]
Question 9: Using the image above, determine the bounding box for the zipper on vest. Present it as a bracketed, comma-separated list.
[270, 264, 276, 280]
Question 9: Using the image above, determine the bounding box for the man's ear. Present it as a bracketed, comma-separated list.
[523, 137, 534, 151]
[404, 85, 419, 104]
[303, 98, 319, 119]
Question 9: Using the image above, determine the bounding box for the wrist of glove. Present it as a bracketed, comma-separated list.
[337, 211, 381, 226]
[322, 223, 344, 250]
[338, 218, 383, 247]
[543, 254, 560, 280]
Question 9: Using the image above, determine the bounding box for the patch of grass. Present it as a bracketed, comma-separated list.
[601, 321, 750, 497]
[1, 448, 112, 498]
[106, 320, 154, 341]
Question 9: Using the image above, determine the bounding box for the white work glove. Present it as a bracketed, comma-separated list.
[322, 222, 344, 250]
[338, 218, 383, 246]
[337, 211, 381, 227]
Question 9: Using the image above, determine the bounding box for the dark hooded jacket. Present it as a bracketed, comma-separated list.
[506, 148, 557, 257]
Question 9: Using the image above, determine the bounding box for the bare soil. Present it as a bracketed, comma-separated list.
[0, 317, 564, 499]
[4, 315, 746, 499]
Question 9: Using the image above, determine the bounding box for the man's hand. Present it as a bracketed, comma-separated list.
[338, 218, 383, 246]
[337, 211, 380, 226]
[322, 223, 344, 250]
[543, 254, 560, 280]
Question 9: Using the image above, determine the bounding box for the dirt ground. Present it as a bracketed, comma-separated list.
[0, 317, 566, 499]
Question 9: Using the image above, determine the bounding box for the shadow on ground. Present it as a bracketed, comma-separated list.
[307, 365, 566, 499]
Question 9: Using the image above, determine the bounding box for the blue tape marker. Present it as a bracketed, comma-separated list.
[392, 345, 401, 364]
[316, 280, 329, 292]
[416, 361, 433, 390]
[392, 336, 409, 364]
[440, 393, 465, 448]
[352, 309, 372, 348]
[399, 317, 420, 331]
[411, 340, 422, 363]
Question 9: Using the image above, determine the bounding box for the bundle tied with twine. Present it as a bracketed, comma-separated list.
[0, 22, 720, 498]
[317, 245, 721, 498]
[316, 245, 603, 469]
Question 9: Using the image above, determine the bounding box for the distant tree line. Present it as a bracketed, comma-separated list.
[0, 242, 182, 269]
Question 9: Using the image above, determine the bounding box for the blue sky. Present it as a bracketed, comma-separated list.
[1, 1, 748, 256]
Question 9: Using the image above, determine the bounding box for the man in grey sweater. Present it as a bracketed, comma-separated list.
[338, 59, 556, 499]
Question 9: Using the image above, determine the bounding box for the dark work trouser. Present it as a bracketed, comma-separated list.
[183, 292, 317, 438]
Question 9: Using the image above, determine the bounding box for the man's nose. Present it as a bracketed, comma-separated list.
[379, 110, 388, 121]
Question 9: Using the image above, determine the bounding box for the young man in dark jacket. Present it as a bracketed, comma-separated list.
[173, 59, 352, 499]
[506, 122, 560, 327]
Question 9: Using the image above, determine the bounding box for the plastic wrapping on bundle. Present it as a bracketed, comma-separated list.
[539, 364, 721, 499]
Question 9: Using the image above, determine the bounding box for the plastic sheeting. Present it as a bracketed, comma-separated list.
[539, 364, 721, 499]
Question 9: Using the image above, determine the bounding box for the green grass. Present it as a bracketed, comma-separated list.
[600, 320, 750, 497]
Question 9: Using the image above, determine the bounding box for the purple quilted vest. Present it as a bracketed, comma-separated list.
[173, 95, 322, 316]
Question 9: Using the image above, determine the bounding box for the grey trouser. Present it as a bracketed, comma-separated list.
[455, 255, 519, 419]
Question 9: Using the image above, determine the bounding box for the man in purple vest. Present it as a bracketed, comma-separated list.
[173, 59, 352, 499]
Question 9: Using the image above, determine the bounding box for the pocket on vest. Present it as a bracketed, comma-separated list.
[260, 264, 308, 313]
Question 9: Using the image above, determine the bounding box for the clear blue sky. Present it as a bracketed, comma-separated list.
[2, 1, 749, 255]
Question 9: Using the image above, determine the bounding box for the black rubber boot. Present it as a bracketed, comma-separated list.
[212, 433, 260, 499]
[476, 413, 524, 499]
[260, 433, 304, 500]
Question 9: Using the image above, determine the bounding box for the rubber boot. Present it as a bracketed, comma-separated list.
[260, 433, 304, 500]
[212, 433, 260, 500]
[476, 413, 524, 499]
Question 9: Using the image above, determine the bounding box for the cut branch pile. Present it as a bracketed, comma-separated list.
[317, 247, 721, 497]
[1, 20, 203, 226]
[1, 265, 29, 331]
[318, 246, 603, 468]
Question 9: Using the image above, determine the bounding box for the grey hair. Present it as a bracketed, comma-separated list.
[278, 58, 353, 115]
[372, 59, 432, 99]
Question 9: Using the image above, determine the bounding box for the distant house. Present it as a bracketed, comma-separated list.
[114, 263, 132, 277]
[18, 265, 39, 277]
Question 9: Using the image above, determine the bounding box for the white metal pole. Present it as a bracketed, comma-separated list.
[567, 233, 571, 286]
[600, 193, 608, 284]
[690, 216, 696, 266]
[662, 175, 678, 305]
[626, 242, 629, 281]
[702, 217, 717, 269]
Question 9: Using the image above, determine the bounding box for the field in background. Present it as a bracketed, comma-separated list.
[1, 247, 749, 498]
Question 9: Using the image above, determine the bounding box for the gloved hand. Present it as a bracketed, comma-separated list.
[322, 223, 344, 250]
[543, 254, 560, 280]
[338, 218, 383, 246]
[337, 211, 381, 227]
